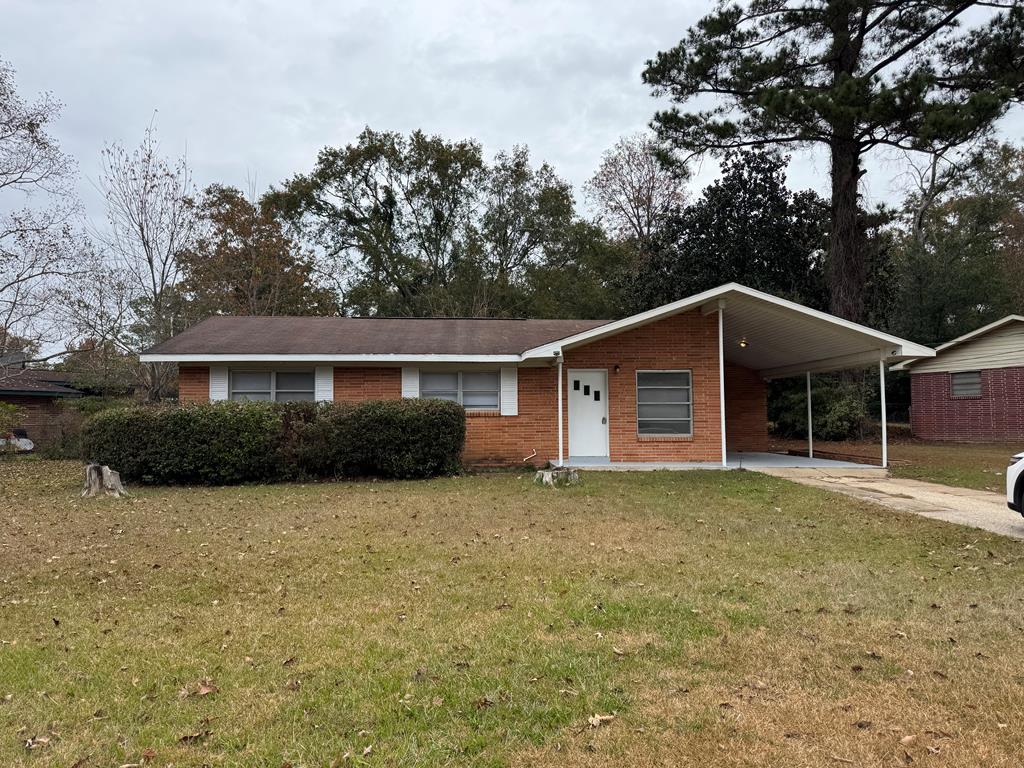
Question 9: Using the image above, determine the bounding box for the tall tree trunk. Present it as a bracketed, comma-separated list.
[828, 133, 865, 321]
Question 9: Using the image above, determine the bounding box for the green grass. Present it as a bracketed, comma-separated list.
[771, 437, 1019, 492]
[886, 441, 1019, 492]
[1, 460, 1023, 767]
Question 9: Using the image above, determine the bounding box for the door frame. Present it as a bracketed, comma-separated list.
[567, 368, 610, 458]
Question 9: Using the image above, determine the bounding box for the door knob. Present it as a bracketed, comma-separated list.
[602, 417, 607, 424]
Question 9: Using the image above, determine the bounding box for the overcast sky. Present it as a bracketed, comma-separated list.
[5, 0, 1023, 220]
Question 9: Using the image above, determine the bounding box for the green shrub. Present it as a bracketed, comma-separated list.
[768, 376, 870, 441]
[80, 399, 466, 485]
[38, 397, 135, 459]
[338, 399, 466, 479]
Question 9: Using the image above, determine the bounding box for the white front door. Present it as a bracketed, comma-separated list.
[568, 369, 609, 458]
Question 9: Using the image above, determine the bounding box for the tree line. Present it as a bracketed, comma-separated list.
[1, 0, 1022, 400]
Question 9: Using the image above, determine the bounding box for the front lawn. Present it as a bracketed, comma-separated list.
[1, 460, 1023, 767]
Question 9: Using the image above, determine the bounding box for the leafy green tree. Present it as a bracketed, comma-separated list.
[178, 185, 338, 320]
[892, 141, 1023, 345]
[643, 0, 1024, 320]
[274, 129, 615, 318]
[617, 150, 828, 313]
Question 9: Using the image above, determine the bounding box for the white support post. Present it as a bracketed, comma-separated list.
[806, 371, 814, 459]
[556, 355, 564, 467]
[718, 302, 727, 468]
[879, 358, 888, 469]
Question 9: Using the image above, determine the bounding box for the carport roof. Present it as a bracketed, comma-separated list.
[522, 283, 935, 378]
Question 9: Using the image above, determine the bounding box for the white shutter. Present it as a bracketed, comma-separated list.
[500, 366, 518, 416]
[315, 366, 334, 402]
[401, 367, 419, 398]
[209, 366, 229, 401]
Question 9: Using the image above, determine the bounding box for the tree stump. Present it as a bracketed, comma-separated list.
[534, 467, 581, 488]
[81, 463, 129, 498]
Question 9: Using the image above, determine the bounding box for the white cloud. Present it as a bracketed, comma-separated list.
[5, 0, 1022, 221]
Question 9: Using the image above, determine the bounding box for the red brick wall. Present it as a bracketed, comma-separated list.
[725, 363, 769, 452]
[1, 395, 64, 445]
[334, 367, 402, 400]
[463, 367, 559, 465]
[179, 366, 210, 404]
[911, 367, 1024, 441]
[562, 311, 723, 461]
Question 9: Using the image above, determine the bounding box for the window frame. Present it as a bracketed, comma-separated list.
[950, 370, 983, 399]
[635, 369, 693, 437]
[229, 370, 316, 403]
[419, 370, 501, 411]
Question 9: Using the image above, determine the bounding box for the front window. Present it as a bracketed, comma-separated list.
[230, 371, 315, 402]
[636, 370, 692, 435]
[420, 370, 499, 410]
[950, 370, 982, 398]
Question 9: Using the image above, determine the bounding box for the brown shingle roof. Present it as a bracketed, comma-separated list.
[144, 316, 611, 357]
[0, 368, 81, 396]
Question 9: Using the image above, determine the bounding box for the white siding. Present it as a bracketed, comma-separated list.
[314, 366, 334, 402]
[401, 367, 419, 398]
[913, 321, 1024, 373]
[209, 366, 229, 401]
[499, 367, 518, 416]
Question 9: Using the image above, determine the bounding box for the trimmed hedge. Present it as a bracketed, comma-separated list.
[81, 399, 466, 485]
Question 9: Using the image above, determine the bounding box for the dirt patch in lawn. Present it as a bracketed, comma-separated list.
[1, 459, 1023, 767]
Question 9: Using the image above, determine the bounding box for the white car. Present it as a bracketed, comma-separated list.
[1009, 452, 1024, 514]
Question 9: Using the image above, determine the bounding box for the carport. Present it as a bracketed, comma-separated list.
[708, 285, 934, 468]
[542, 284, 935, 470]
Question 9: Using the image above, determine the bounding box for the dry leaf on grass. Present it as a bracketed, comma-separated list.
[587, 713, 615, 728]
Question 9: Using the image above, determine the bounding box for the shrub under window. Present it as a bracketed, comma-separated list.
[81, 399, 466, 484]
[636, 370, 692, 435]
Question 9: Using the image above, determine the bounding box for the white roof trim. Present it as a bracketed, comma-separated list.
[520, 282, 935, 361]
[891, 315, 1024, 371]
[139, 353, 523, 364]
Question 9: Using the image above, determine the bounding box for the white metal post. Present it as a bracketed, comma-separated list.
[718, 302, 727, 468]
[806, 371, 814, 459]
[556, 355, 564, 467]
[879, 358, 888, 469]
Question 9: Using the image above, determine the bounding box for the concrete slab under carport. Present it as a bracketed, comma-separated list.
[567, 452, 882, 472]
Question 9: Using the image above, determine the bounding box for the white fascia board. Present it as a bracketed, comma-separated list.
[762, 349, 901, 380]
[521, 282, 936, 361]
[139, 353, 523, 364]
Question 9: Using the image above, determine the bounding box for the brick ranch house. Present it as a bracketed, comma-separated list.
[142, 283, 934, 469]
[893, 315, 1024, 441]
[0, 368, 82, 447]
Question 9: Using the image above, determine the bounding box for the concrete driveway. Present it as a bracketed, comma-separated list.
[757, 467, 1024, 540]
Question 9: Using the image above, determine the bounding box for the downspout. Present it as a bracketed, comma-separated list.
[718, 301, 727, 468]
[556, 352, 564, 467]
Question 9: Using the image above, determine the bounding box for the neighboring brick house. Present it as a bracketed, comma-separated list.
[894, 315, 1024, 442]
[143, 283, 933, 468]
[0, 368, 82, 447]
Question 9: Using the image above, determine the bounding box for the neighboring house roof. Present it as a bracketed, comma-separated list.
[892, 315, 1024, 373]
[140, 283, 935, 377]
[0, 368, 82, 397]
